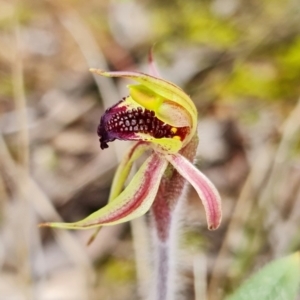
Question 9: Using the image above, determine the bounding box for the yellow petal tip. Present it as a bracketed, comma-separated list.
[38, 223, 52, 228]
[89, 68, 100, 73]
[89, 68, 110, 77]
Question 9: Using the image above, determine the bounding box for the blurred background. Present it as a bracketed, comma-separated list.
[1, 0, 300, 299]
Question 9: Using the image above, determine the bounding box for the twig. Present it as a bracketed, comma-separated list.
[208, 144, 275, 300]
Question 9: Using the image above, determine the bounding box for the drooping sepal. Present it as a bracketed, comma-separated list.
[39, 153, 168, 230]
[166, 153, 222, 230]
[148, 47, 160, 78]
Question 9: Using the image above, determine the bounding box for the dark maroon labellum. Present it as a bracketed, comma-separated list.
[97, 98, 189, 149]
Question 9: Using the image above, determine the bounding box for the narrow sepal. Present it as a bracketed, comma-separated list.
[148, 47, 160, 78]
[87, 141, 148, 245]
[166, 153, 222, 230]
[39, 153, 168, 230]
[108, 141, 148, 202]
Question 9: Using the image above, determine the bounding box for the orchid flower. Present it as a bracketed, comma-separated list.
[40, 65, 222, 234]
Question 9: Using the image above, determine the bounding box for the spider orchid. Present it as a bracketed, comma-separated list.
[40, 64, 222, 234]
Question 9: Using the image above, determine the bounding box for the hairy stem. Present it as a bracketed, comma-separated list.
[156, 241, 169, 300]
[150, 135, 198, 300]
[151, 189, 174, 300]
[152, 207, 182, 300]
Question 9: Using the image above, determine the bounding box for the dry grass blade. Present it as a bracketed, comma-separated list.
[130, 217, 151, 299]
[194, 254, 207, 300]
[57, 7, 120, 106]
[0, 133, 93, 274]
[259, 98, 300, 209]
[12, 15, 29, 169]
[208, 144, 275, 300]
[8, 12, 33, 298]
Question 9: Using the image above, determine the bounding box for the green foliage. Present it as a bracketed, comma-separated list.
[150, 0, 300, 106]
[274, 37, 300, 99]
[226, 253, 300, 300]
[216, 62, 278, 100]
[182, 229, 206, 251]
[0, 73, 14, 99]
[276, 37, 300, 79]
[152, 1, 239, 48]
[102, 258, 135, 283]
